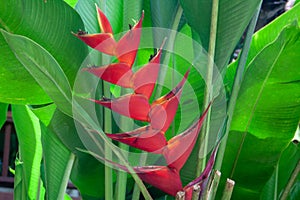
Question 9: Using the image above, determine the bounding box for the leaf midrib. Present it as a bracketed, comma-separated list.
[229, 42, 286, 179]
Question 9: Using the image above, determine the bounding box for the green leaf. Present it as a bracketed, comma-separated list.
[14, 158, 25, 200]
[0, 0, 88, 104]
[64, 0, 78, 7]
[40, 123, 75, 200]
[225, 3, 300, 93]
[48, 109, 85, 154]
[1, 30, 73, 116]
[220, 25, 300, 199]
[0, 103, 8, 128]
[150, 0, 181, 47]
[12, 105, 43, 200]
[70, 152, 105, 199]
[180, 0, 261, 72]
[262, 142, 300, 199]
[48, 109, 106, 199]
[30, 104, 57, 126]
[277, 142, 300, 199]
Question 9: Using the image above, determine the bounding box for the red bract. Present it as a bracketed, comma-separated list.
[73, 5, 144, 66]
[75, 6, 217, 199]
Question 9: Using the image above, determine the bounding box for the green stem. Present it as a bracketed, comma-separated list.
[154, 5, 183, 99]
[280, 160, 300, 200]
[274, 164, 278, 200]
[115, 89, 132, 200]
[196, 0, 219, 176]
[131, 154, 148, 200]
[214, 0, 262, 170]
[104, 81, 114, 200]
[114, 143, 129, 200]
[206, 170, 221, 200]
[58, 153, 75, 200]
[221, 179, 235, 200]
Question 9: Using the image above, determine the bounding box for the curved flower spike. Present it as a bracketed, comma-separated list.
[131, 43, 164, 98]
[150, 69, 190, 132]
[91, 137, 218, 198]
[183, 144, 219, 200]
[91, 94, 150, 121]
[73, 5, 144, 66]
[115, 11, 144, 66]
[93, 69, 188, 123]
[163, 101, 211, 170]
[135, 166, 182, 196]
[96, 5, 113, 34]
[84, 40, 165, 98]
[83, 63, 133, 88]
[106, 126, 167, 153]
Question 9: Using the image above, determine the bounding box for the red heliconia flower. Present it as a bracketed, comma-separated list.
[98, 134, 218, 198]
[96, 70, 190, 153]
[94, 69, 189, 123]
[73, 5, 144, 67]
[84, 41, 164, 98]
[74, 6, 218, 199]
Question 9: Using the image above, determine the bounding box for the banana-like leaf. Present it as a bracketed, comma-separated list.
[180, 0, 261, 72]
[30, 104, 57, 126]
[220, 24, 300, 199]
[0, 103, 8, 128]
[1, 31, 73, 116]
[225, 3, 300, 92]
[12, 105, 43, 200]
[261, 142, 300, 199]
[0, 0, 88, 104]
[70, 152, 106, 199]
[48, 109, 106, 199]
[40, 123, 75, 200]
[64, 0, 78, 7]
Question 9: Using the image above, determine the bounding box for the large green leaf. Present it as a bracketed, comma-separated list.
[180, 0, 261, 72]
[0, 0, 88, 104]
[40, 123, 75, 200]
[261, 142, 300, 199]
[1, 30, 72, 116]
[48, 109, 106, 199]
[225, 3, 300, 92]
[12, 105, 43, 200]
[70, 152, 105, 199]
[0, 103, 8, 128]
[220, 25, 300, 199]
[30, 104, 57, 126]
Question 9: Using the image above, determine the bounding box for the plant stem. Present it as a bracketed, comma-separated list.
[114, 143, 129, 200]
[280, 160, 300, 200]
[58, 153, 75, 200]
[214, 0, 262, 170]
[131, 154, 148, 200]
[115, 88, 132, 200]
[206, 170, 222, 200]
[176, 191, 185, 200]
[221, 179, 235, 200]
[196, 0, 219, 176]
[154, 5, 183, 99]
[192, 184, 201, 200]
[103, 81, 114, 200]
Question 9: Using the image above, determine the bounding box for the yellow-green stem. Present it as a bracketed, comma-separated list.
[196, 0, 219, 176]
[215, 0, 262, 170]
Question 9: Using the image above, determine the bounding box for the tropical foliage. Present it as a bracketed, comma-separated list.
[0, 0, 299, 199]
